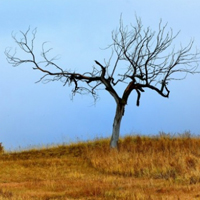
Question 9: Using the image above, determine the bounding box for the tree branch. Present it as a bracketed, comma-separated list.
[5, 17, 200, 107]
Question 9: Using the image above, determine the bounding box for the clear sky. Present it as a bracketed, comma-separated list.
[0, 0, 200, 150]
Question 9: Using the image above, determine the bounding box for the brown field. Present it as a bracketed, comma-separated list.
[0, 132, 200, 200]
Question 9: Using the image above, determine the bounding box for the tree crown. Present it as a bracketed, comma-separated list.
[5, 17, 200, 106]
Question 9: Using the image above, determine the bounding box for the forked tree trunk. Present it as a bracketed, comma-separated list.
[110, 103, 125, 149]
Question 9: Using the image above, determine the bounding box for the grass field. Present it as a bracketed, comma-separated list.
[0, 132, 200, 199]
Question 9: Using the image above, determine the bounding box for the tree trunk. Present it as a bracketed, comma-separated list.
[110, 103, 125, 149]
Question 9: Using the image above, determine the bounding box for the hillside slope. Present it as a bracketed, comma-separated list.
[0, 133, 200, 199]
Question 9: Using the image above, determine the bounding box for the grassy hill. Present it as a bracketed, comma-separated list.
[0, 132, 200, 199]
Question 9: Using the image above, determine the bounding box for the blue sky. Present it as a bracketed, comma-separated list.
[0, 0, 200, 150]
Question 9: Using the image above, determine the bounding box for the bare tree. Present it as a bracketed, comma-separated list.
[5, 17, 200, 148]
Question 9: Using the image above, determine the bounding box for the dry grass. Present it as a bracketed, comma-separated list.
[0, 132, 200, 199]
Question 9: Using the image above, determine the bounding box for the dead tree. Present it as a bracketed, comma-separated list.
[5, 17, 200, 148]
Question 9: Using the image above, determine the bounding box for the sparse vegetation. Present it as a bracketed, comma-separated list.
[1, 132, 200, 199]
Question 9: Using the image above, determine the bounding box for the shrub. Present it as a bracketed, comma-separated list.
[0, 143, 4, 153]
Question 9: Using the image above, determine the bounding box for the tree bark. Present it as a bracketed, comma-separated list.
[110, 103, 125, 149]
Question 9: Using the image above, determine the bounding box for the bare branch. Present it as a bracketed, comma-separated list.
[5, 17, 200, 107]
[106, 17, 200, 105]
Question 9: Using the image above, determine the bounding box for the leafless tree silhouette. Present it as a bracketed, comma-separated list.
[5, 17, 200, 148]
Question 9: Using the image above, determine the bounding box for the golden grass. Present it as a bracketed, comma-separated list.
[0, 132, 200, 199]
